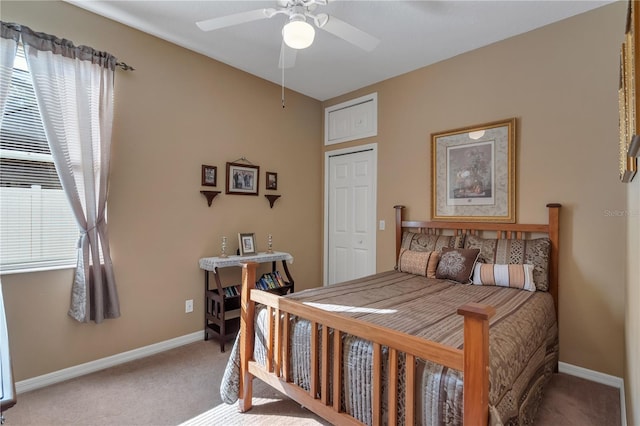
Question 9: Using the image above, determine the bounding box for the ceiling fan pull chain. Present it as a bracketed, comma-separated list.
[281, 58, 286, 108]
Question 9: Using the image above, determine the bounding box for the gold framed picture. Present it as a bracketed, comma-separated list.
[431, 118, 516, 223]
[619, 0, 639, 182]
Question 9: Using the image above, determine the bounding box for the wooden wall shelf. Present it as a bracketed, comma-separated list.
[201, 190, 221, 207]
[265, 194, 281, 208]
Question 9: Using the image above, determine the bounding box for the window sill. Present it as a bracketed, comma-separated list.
[0, 264, 76, 276]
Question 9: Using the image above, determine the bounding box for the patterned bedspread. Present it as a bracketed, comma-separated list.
[220, 270, 558, 425]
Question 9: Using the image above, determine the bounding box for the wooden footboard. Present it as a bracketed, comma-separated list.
[238, 261, 495, 425]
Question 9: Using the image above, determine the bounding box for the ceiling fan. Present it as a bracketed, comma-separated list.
[196, 0, 380, 69]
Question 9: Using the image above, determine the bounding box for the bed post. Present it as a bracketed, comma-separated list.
[238, 261, 257, 412]
[394, 205, 405, 268]
[546, 203, 561, 323]
[457, 302, 495, 426]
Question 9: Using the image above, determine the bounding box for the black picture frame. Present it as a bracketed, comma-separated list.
[226, 162, 259, 195]
[266, 172, 278, 190]
[201, 165, 217, 187]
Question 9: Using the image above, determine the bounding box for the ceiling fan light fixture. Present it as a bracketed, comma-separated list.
[282, 18, 315, 49]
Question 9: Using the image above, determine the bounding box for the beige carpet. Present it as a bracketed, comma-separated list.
[2, 340, 621, 425]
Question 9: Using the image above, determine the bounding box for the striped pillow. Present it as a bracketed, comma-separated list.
[472, 263, 536, 291]
[464, 235, 550, 291]
[397, 249, 440, 278]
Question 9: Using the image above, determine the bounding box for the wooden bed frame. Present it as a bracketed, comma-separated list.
[237, 203, 561, 425]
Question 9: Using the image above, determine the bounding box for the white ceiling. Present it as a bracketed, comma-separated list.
[65, 0, 615, 101]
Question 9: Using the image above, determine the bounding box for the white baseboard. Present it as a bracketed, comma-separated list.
[16, 330, 204, 394]
[559, 361, 627, 426]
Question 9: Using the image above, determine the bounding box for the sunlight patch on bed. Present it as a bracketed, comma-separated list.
[303, 302, 396, 314]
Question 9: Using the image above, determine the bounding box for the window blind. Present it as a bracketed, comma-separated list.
[0, 46, 78, 272]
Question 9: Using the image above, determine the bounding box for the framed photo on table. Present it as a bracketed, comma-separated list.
[238, 233, 256, 256]
[226, 162, 259, 195]
[431, 118, 516, 223]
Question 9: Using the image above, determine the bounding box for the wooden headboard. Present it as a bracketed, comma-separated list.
[394, 204, 561, 319]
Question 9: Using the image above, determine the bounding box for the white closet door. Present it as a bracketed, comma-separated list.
[326, 147, 376, 285]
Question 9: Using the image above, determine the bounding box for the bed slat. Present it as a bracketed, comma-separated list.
[405, 354, 415, 426]
[388, 348, 398, 426]
[332, 330, 342, 412]
[372, 343, 382, 425]
[274, 307, 282, 378]
[310, 321, 319, 398]
[321, 325, 330, 405]
[283, 312, 291, 382]
[266, 306, 274, 373]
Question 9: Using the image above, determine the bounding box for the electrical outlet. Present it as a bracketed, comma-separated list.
[185, 299, 193, 313]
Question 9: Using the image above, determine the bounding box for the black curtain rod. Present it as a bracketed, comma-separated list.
[116, 62, 135, 71]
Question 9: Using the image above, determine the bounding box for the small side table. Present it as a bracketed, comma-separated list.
[198, 251, 294, 351]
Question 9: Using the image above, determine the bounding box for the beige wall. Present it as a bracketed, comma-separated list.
[1, 1, 323, 381]
[324, 1, 628, 383]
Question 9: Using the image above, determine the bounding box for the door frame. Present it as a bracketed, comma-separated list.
[323, 143, 378, 286]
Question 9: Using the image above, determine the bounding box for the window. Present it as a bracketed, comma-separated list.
[0, 46, 78, 273]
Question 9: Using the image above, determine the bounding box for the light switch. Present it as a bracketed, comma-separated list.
[379, 220, 385, 230]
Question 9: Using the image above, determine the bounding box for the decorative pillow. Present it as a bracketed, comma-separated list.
[472, 263, 536, 291]
[435, 247, 480, 284]
[464, 235, 551, 291]
[397, 248, 440, 278]
[401, 231, 465, 253]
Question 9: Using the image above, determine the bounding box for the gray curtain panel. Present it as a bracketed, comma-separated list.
[18, 24, 120, 323]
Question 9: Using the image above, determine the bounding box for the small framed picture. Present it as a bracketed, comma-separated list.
[201, 165, 217, 187]
[238, 232, 256, 256]
[266, 172, 278, 190]
[226, 162, 259, 195]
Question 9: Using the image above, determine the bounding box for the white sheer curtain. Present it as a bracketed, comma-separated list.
[21, 26, 120, 323]
[0, 23, 19, 124]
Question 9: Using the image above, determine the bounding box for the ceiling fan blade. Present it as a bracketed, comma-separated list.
[320, 15, 380, 52]
[196, 9, 268, 32]
[279, 42, 297, 69]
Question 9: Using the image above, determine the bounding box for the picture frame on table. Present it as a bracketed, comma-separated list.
[431, 118, 516, 223]
[238, 233, 256, 256]
[226, 162, 259, 195]
[201, 165, 217, 187]
[266, 172, 278, 190]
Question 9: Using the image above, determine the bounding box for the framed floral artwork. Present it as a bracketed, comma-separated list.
[431, 118, 516, 223]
